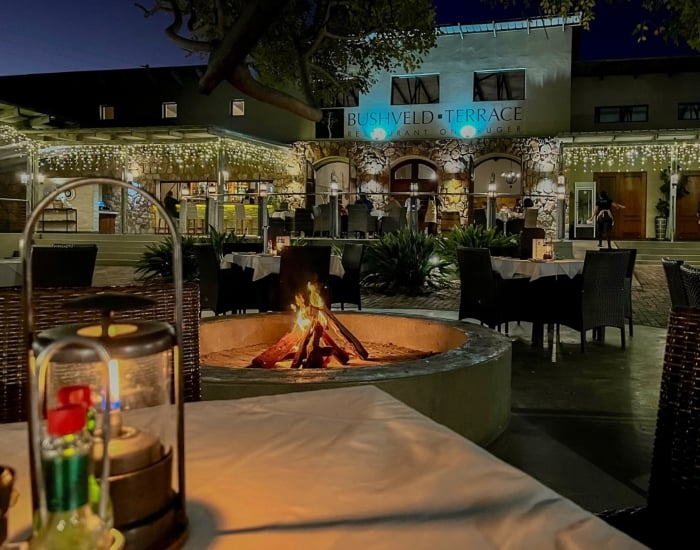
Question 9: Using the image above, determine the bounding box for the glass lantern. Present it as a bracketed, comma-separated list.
[23, 177, 188, 550]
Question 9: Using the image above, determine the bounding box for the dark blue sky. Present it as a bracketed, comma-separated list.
[0, 0, 696, 76]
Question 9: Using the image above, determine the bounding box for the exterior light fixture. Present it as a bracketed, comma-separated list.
[36, 174, 45, 184]
[22, 177, 188, 549]
[370, 127, 387, 141]
[20, 173, 29, 184]
[487, 181, 497, 198]
[501, 170, 521, 188]
[207, 183, 217, 194]
[459, 125, 476, 138]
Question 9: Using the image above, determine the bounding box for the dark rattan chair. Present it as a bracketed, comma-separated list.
[557, 250, 628, 352]
[293, 208, 314, 237]
[347, 204, 375, 238]
[313, 203, 331, 236]
[31, 245, 98, 287]
[661, 257, 688, 308]
[680, 263, 700, 308]
[0, 282, 201, 423]
[599, 306, 700, 548]
[276, 245, 331, 311]
[599, 248, 637, 336]
[472, 208, 487, 227]
[329, 243, 364, 310]
[193, 243, 235, 316]
[457, 247, 521, 332]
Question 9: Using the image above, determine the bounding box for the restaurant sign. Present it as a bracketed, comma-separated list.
[315, 104, 523, 141]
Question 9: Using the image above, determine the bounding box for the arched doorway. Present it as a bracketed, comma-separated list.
[390, 159, 438, 229]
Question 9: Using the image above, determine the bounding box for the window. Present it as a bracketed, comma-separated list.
[678, 102, 700, 120]
[473, 70, 525, 101]
[595, 105, 648, 123]
[391, 75, 439, 105]
[162, 102, 178, 119]
[99, 105, 114, 120]
[230, 100, 245, 116]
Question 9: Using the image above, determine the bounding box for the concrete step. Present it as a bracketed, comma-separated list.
[616, 240, 700, 266]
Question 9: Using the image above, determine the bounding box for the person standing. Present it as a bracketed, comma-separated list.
[594, 190, 625, 248]
[163, 190, 180, 219]
[355, 193, 374, 212]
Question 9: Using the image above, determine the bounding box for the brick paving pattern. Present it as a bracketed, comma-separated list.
[94, 264, 671, 329]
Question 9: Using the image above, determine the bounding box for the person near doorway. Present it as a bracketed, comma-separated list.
[355, 193, 374, 212]
[425, 194, 440, 235]
[163, 191, 180, 219]
[593, 190, 625, 248]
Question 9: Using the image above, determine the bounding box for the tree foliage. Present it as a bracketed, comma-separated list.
[491, 0, 700, 51]
[136, 0, 437, 121]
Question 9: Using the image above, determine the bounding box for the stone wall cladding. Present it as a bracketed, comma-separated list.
[294, 137, 564, 237]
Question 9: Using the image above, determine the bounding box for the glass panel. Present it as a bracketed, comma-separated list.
[417, 164, 436, 180]
[394, 164, 412, 179]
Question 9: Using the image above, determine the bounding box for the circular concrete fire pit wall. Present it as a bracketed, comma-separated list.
[199, 312, 511, 445]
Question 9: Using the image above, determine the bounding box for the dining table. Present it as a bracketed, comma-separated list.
[0, 258, 22, 287]
[492, 257, 584, 281]
[2, 386, 644, 549]
[221, 252, 345, 281]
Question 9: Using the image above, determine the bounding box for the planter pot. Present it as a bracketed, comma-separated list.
[655, 217, 668, 241]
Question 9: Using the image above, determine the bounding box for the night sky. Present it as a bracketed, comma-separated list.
[0, 0, 696, 76]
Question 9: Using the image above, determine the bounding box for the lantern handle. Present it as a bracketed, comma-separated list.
[31, 337, 114, 526]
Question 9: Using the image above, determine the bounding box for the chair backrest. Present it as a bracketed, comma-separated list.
[313, 203, 331, 233]
[456, 247, 498, 306]
[293, 208, 314, 236]
[680, 263, 700, 308]
[347, 204, 373, 233]
[222, 242, 264, 254]
[380, 215, 400, 234]
[31, 245, 98, 287]
[472, 208, 487, 227]
[523, 208, 539, 228]
[519, 228, 545, 259]
[599, 248, 637, 279]
[580, 250, 628, 326]
[506, 218, 524, 236]
[341, 243, 364, 274]
[279, 246, 332, 308]
[662, 257, 689, 308]
[193, 243, 221, 311]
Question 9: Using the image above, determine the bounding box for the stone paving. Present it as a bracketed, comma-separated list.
[95, 262, 671, 329]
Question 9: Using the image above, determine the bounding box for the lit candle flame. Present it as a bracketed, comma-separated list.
[108, 359, 121, 411]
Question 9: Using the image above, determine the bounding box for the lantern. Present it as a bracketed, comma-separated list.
[22, 177, 188, 549]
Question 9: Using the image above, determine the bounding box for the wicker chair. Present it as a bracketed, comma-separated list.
[599, 307, 700, 548]
[472, 208, 487, 228]
[328, 243, 364, 310]
[661, 257, 688, 308]
[0, 282, 201, 424]
[347, 204, 375, 238]
[312, 203, 331, 236]
[31, 245, 98, 288]
[293, 208, 314, 237]
[523, 207, 539, 228]
[193, 243, 235, 316]
[556, 250, 628, 352]
[519, 227, 545, 259]
[276, 246, 332, 310]
[679, 263, 700, 308]
[599, 248, 637, 336]
[457, 247, 521, 332]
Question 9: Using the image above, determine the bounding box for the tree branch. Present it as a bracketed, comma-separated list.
[160, 0, 212, 53]
[200, 0, 293, 95]
[228, 64, 322, 122]
[309, 62, 343, 90]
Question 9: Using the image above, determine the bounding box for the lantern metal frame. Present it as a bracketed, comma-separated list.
[21, 177, 187, 547]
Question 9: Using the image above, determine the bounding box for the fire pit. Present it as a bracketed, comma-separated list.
[200, 312, 511, 445]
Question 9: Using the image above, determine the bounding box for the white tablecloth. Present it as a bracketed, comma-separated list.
[3, 386, 643, 549]
[222, 253, 344, 281]
[0, 258, 22, 287]
[492, 258, 584, 281]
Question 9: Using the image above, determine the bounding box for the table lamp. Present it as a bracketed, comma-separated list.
[22, 177, 188, 549]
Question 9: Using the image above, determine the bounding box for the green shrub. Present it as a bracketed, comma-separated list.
[362, 229, 451, 296]
[438, 225, 519, 263]
[135, 236, 199, 282]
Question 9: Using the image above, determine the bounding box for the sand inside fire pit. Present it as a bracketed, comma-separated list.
[201, 342, 433, 369]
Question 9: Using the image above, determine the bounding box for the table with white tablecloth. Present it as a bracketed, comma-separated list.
[3, 386, 643, 549]
[222, 252, 344, 281]
[0, 258, 22, 287]
[492, 257, 584, 281]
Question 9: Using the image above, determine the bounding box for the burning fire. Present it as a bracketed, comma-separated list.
[252, 283, 368, 369]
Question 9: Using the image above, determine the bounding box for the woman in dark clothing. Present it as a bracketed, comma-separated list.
[594, 190, 625, 248]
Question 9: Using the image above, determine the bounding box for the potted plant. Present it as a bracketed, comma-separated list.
[655, 168, 689, 240]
